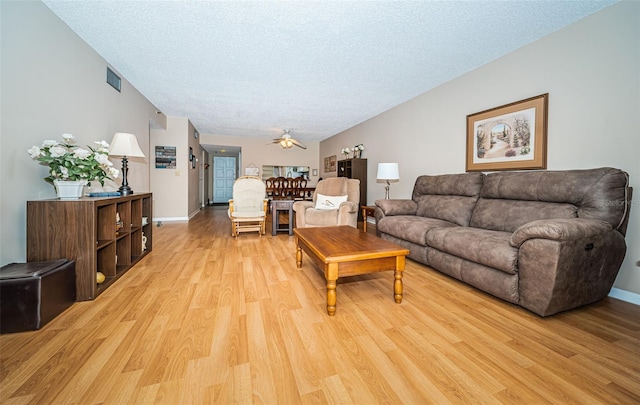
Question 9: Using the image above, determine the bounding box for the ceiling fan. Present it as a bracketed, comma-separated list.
[272, 129, 307, 150]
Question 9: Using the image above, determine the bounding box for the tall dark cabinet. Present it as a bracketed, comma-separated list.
[337, 158, 367, 219]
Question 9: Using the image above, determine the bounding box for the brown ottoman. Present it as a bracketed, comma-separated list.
[0, 259, 75, 334]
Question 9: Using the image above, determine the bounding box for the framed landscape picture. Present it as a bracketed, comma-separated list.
[466, 93, 548, 172]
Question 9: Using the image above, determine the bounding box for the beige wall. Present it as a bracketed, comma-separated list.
[200, 133, 321, 187]
[150, 116, 203, 220]
[187, 121, 201, 216]
[1, 1, 159, 266]
[150, 117, 186, 220]
[321, 1, 640, 296]
[136, 121, 321, 222]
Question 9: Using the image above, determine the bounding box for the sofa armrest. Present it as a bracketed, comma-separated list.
[336, 201, 359, 227]
[375, 199, 417, 216]
[293, 201, 313, 228]
[339, 201, 358, 213]
[510, 218, 613, 248]
[515, 219, 625, 316]
[292, 200, 313, 212]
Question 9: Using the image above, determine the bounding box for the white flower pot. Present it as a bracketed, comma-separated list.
[54, 180, 87, 199]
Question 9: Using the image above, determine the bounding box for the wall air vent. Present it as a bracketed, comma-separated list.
[106, 67, 121, 92]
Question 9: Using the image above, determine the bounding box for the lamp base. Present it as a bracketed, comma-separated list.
[118, 186, 134, 196]
[118, 156, 134, 196]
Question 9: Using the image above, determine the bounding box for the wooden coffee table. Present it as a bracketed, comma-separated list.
[294, 226, 410, 315]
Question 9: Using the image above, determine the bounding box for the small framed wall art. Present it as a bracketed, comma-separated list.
[324, 155, 337, 172]
[466, 93, 548, 172]
[155, 146, 176, 169]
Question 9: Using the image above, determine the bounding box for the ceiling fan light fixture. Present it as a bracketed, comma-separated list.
[272, 129, 306, 150]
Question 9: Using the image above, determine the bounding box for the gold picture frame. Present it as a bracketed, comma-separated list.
[324, 155, 337, 172]
[466, 93, 548, 172]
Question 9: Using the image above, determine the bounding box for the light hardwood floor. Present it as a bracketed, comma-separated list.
[1, 206, 639, 404]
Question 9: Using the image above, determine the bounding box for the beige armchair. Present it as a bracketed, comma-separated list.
[228, 176, 268, 237]
[293, 177, 360, 228]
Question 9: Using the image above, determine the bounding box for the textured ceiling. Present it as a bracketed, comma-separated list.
[43, 0, 615, 142]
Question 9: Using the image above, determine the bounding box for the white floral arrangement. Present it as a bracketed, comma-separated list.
[28, 133, 119, 186]
[341, 147, 351, 157]
[353, 144, 364, 158]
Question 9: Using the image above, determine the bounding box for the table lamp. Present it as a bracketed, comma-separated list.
[377, 163, 399, 199]
[109, 132, 145, 195]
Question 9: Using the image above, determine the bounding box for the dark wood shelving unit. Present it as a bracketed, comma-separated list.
[337, 158, 367, 220]
[27, 193, 152, 301]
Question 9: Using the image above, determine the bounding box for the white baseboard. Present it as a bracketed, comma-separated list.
[609, 288, 640, 306]
[153, 216, 189, 222]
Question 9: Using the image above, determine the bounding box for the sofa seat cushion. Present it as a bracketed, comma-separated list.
[377, 215, 458, 247]
[426, 227, 518, 274]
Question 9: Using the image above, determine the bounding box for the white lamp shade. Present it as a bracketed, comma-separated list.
[377, 163, 399, 181]
[109, 132, 145, 157]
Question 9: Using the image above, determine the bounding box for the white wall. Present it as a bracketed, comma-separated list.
[321, 2, 640, 295]
[1, 1, 159, 266]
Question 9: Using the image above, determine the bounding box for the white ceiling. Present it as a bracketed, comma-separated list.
[43, 0, 616, 142]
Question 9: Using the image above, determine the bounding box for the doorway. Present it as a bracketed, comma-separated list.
[213, 156, 236, 203]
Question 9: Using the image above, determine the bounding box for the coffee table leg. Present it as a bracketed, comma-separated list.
[295, 237, 302, 268]
[327, 279, 337, 316]
[326, 263, 339, 315]
[394, 255, 405, 303]
[394, 270, 403, 303]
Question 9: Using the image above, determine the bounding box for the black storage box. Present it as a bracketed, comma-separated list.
[0, 259, 75, 334]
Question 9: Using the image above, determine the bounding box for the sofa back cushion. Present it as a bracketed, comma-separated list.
[470, 199, 577, 232]
[413, 173, 484, 226]
[470, 167, 630, 233]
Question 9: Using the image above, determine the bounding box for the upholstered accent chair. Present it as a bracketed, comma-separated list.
[293, 177, 360, 228]
[228, 176, 268, 237]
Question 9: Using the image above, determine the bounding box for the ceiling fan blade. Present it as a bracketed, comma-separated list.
[290, 138, 307, 149]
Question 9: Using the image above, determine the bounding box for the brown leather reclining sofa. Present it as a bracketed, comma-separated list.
[375, 167, 632, 316]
